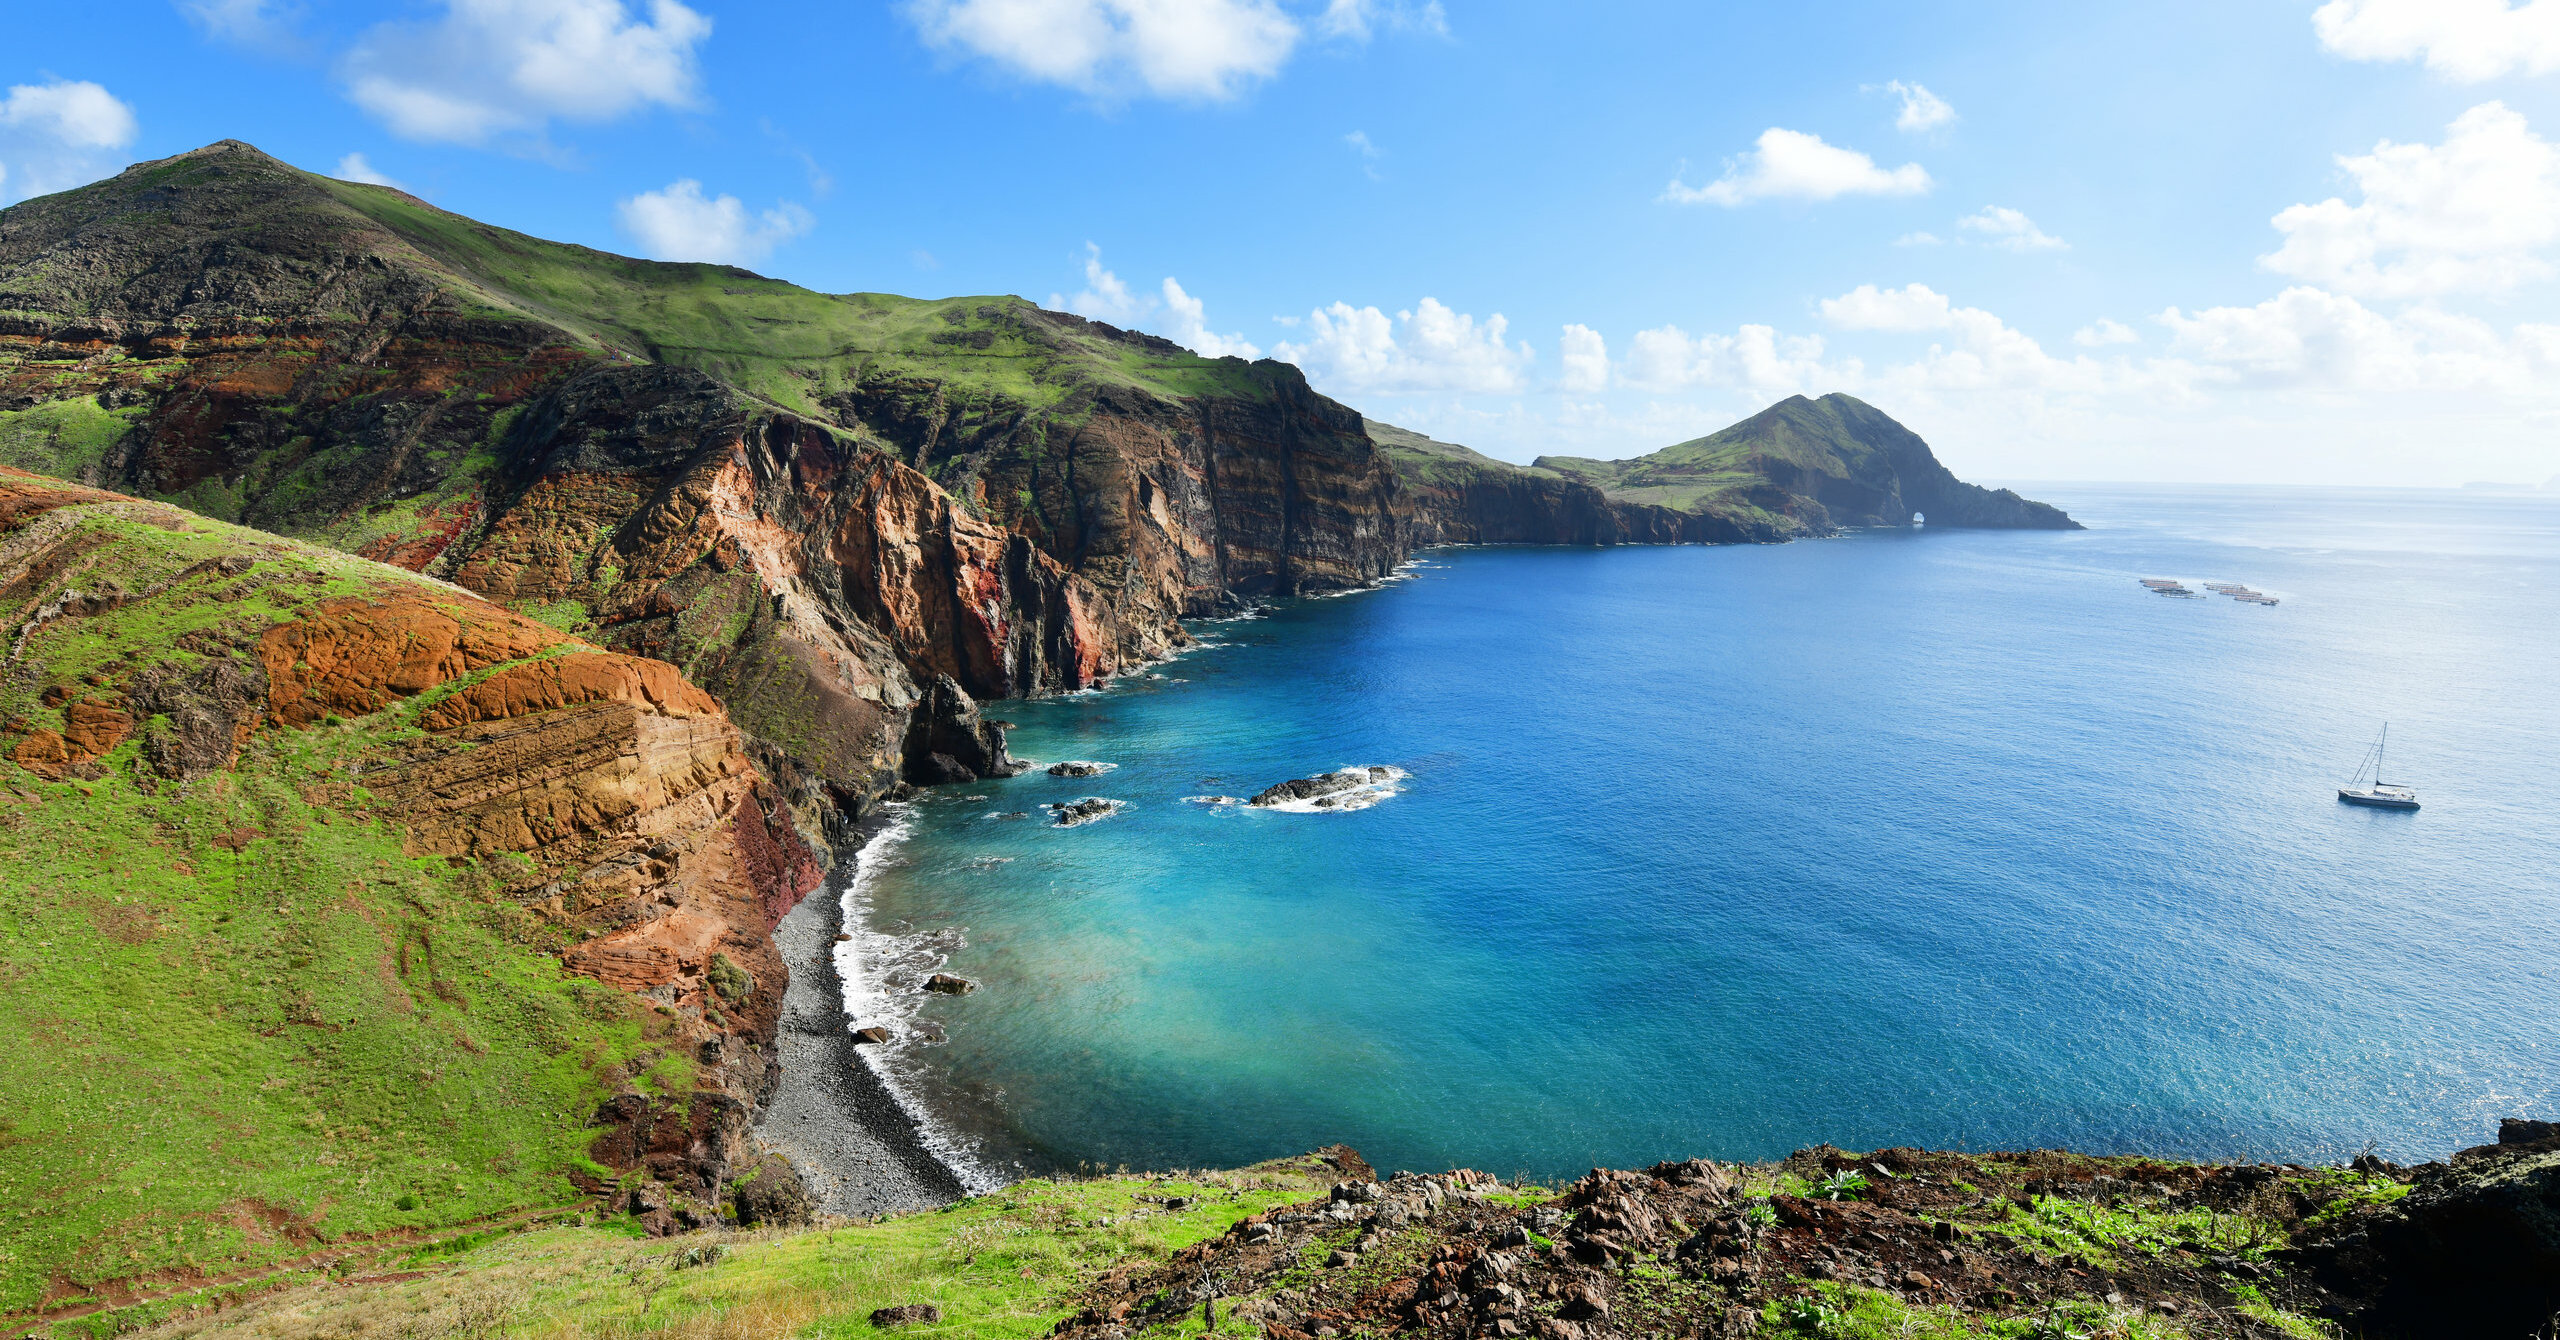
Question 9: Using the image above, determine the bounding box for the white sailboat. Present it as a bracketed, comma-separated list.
[2337, 724, 2421, 810]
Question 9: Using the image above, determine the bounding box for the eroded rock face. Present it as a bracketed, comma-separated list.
[0, 469, 822, 1201]
[2295, 1122, 2560, 1336]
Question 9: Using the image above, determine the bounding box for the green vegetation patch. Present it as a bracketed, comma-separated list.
[1764, 1282, 2190, 1340]
[314, 177, 1266, 418]
[1990, 1195, 2282, 1272]
[130, 1167, 1331, 1340]
[0, 397, 147, 480]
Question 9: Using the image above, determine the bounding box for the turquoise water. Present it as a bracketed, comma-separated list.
[840, 485, 2560, 1183]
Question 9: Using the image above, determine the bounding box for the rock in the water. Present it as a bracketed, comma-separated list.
[1248, 766, 1403, 810]
[1046, 797, 1124, 827]
[851, 1025, 892, 1044]
[1047, 760, 1114, 777]
[914, 752, 975, 785]
[904, 675, 1029, 785]
[924, 973, 976, 995]
[871, 1304, 942, 1328]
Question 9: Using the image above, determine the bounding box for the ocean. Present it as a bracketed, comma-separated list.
[827, 484, 2560, 1187]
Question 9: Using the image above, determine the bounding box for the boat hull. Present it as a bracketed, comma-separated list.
[2338, 788, 2420, 810]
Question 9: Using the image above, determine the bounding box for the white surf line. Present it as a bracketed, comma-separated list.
[831, 806, 1009, 1195]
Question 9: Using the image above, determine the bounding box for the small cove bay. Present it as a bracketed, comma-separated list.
[840, 484, 2560, 1185]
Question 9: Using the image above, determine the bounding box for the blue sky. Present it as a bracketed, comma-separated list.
[10, 0, 2560, 486]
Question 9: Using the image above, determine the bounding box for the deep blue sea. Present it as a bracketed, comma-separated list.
[832, 484, 2560, 1187]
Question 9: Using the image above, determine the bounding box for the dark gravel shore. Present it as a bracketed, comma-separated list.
[756, 833, 968, 1217]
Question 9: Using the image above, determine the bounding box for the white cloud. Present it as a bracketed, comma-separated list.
[1315, 0, 1446, 41]
[1818, 282, 1958, 333]
[1, 81, 138, 150]
[1960, 205, 2069, 252]
[1818, 283, 2128, 395]
[333, 152, 402, 188]
[1160, 277, 1263, 359]
[2262, 101, 2560, 299]
[1052, 242, 1147, 323]
[2159, 285, 2560, 391]
[1663, 128, 1931, 207]
[1622, 324, 1845, 395]
[1558, 324, 1609, 392]
[177, 0, 305, 49]
[906, 0, 1300, 101]
[1049, 245, 1260, 358]
[341, 0, 711, 146]
[1894, 231, 1944, 247]
[2313, 0, 2560, 82]
[1883, 80, 1956, 133]
[2075, 319, 2141, 347]
[614, 180, 813, 266]
[1344, 129, 1384, 180]
[0, 80, 140, 204]
[1274, 298, 1534, 394]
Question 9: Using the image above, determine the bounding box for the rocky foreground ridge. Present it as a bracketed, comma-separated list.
[1, 141, 2072, 852]
[0, 469, 822, 1316]
[68, 1128, 2560, 1340]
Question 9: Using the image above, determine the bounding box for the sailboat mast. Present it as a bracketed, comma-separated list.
[2379, 722, 2387, 783]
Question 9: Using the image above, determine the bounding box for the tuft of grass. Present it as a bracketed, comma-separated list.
[1991, 1195, 2281, 1271]
[2289, 1168, 2413, 1229]
[2227, 1284, 2338, 1339]
[1764, 1283, 2191, 1340]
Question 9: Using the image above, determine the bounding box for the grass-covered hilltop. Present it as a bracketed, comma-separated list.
[20, 139, 2558, 1340]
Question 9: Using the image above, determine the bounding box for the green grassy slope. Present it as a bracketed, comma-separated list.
[1360, 419, 1568, 487]
[135, 1161, 1342, 1340]
[308, 177, 1268, 417]
[0, 485, 685, 1325]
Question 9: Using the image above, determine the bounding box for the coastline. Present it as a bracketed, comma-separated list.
[755, 814, 969, 1217]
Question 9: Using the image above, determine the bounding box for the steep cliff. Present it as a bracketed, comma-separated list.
[0, 469, 821, 1313]
[0, 140, 1414, 836]
[1535, 393, 2079, 535]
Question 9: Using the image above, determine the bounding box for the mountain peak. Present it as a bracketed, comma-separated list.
[1528, 395, 2077, 531]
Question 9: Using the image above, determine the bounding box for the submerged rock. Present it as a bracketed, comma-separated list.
[1047, 760, 1114, 777]
[923, 973, 976, 996]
